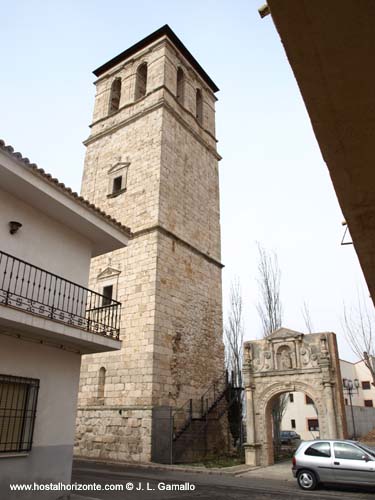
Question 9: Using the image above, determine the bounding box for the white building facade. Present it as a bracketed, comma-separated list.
[0, 140, 130, 499]
[282, 357, 375, 440]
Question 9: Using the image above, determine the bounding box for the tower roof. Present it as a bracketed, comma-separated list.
[93, 24, 219, 93]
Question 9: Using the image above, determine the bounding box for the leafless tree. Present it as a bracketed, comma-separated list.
[256, 243, 287, 457]
[224, 278, 244, 388]
[302, 301, 314, 334]
[342, 292, 375, 387]
[224, 278, 244, 448]
[256, 244, 282, 338]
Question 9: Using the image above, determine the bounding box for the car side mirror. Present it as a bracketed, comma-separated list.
[362, 455, 370, 462]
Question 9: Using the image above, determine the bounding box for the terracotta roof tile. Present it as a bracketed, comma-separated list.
[0, 139, 132, 237]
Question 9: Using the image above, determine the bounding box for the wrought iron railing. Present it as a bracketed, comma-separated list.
[0, 250, 121, 339]
[172, 370, 229, 440]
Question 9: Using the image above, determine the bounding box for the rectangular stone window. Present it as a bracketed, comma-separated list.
[291, 419, 296, 429]
[305, 395, 314, 405]
[107, 162, 129, 198]
[0, 374, 39, 453]
[362, 381, 371, 390]
[102, 285, 113, 306]
[289, 393, 294, 403]
[364, 399, 374, 407]
[112, 176, 123, 194]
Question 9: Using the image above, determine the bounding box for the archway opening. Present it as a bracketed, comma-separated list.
[135, 63, 148, 100]
[265, 390, 320, 464]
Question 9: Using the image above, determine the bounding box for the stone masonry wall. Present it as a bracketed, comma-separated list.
[159, 106, 221, 262]
[75, 408, 152, 462]
[153, 231, 224, 408]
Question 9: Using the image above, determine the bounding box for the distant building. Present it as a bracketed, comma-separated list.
[0, 140, 130, 499]
[282, 357, 375, 439]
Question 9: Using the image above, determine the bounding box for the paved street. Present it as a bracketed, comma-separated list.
[72, 460, 375, 500]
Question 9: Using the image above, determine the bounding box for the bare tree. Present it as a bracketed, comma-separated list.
[342, 292, 375, 387]
[224, 278, 244, 448]
[224, 278, 244, 388]
[256, 243, 287, 458]
[302, 301, 314, 334]
[256, 244, 282, 337]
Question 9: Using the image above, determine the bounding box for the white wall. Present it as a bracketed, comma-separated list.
[0, 188, 91, 287]
[0, 334, 81, 447]
[341, 359, 375, 407]
[282, 391, 319, 440]
[0, 334, 82, 497]
[340, 359, 362, 406]
[355, 361, 375, 406]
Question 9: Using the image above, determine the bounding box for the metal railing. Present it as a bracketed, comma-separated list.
[172, 370, 229, 440]
[0, 250, 121, 339]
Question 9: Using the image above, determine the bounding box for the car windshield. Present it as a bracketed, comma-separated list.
[357, 443, 375, 458]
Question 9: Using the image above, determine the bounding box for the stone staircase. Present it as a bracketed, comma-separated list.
[171, 371, 242, 463]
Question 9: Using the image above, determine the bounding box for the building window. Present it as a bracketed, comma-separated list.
[107, 162, 129, 198]
[291, 419, 296, 429]
[289, 393, 294, 403]
[0, 374, 39, 453]
[112, 176, 123, 195]
[98, 367, 106, 401]
[307, 418, 319, 431]
[195, 89, 203, 124]
[362, 381, 371, 390]
[109, 78, 121, 114]
[102, 285, 113, 306]
[135, 62, 148, 100]
[345, 398, 348, 405]
[364, 400, 374, 407]
[176, 67, 185, 105]
[305, 395, 314, 405]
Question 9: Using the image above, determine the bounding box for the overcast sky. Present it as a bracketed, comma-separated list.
[1, 0, 370, 361]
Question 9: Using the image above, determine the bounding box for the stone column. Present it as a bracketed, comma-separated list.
[245, 385, 256, 444]
[243, 362, 261, 466]
[323, 381, 338, 438]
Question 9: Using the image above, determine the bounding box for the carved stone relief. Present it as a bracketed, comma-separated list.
[243, 328, 347, 467]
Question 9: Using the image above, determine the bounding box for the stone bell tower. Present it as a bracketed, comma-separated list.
[75, 25, 224, 462]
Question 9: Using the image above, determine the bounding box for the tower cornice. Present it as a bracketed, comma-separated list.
[93, 25, 219, 93]
[132, 225, 224, 269]
[84, 89, 222, 161]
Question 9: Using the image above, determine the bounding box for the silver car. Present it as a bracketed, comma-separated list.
[292, 439, 375, 490]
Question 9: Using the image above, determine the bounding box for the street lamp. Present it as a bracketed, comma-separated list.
[343, 378, 360, 440]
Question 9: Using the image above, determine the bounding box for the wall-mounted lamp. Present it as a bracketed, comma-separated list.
[9, 221, 22, 235]
[258, 3, 270, 18]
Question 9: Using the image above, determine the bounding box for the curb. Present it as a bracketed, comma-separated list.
[73, 458, 256, 477]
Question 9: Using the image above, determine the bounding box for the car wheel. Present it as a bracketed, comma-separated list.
[297, 469, 318, 490]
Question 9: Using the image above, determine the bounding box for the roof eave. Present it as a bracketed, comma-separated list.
[93, 24, 219, 93]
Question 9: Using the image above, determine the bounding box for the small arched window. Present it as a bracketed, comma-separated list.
[176, 67, 185, 105]
[135, 63, 148, 100]
[109, 78, 121, 114]
[196, 88, 203, 124]
[98, 367, 106, 401]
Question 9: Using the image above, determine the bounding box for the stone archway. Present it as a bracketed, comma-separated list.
[243, 328, 348, 466]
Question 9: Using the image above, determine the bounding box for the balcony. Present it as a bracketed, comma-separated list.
[0, 250, 121, 342]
